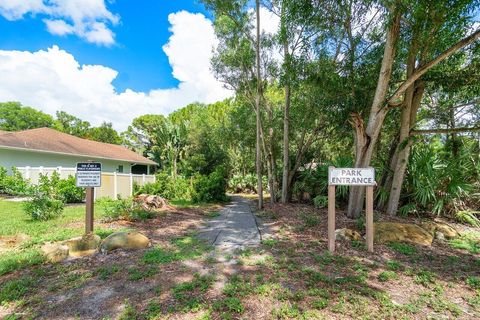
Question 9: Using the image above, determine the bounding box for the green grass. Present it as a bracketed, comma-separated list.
[142, 235, 211, 264]
[387, 242, 417, 255]
[449, 231, 480, 254]
[0, 200, 116, 276]
[377, 271, 398, 282]
[0, 276, 36, 304]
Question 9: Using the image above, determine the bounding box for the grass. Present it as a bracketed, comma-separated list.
[387, 242, 417, 255]
[449, 231, 480, 254]
[0, 199, 120, 276]
[142, 235, 211, 264]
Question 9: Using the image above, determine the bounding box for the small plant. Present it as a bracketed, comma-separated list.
[23, 189, 64, 220]
[98, 197, 153, 221]
[313, 195, 328, 209]
[387, 242, 417, 256]
[455, 210, 480, 227]
[301, 212, 320, 227]
[414, 269, 437, 287]
[311, 298, 328, 309]
[466, 276, 480, 289]
[377, 271, 398, 282]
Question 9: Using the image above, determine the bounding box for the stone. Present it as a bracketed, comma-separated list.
[420, 221, 458, 240]
[100, 231, 150, 253]
[62, 234, 101, 257]
[374, 222, 433, 246]
[436, 232, 445, 241]
[335, 228, 362, 241]
[42, 243, 69, 263]
[134, 194, 168, 211]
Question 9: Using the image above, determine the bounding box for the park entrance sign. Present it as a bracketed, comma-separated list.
[328, 168, 375, 186]
[76, 162, 102, 234]
[327, 167, 376, 253]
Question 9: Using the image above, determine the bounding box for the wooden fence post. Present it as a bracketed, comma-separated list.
[328, 184, 336, 253]
[366, 185, 374, 252]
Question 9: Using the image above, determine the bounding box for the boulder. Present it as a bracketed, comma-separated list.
[62, 234, 101, 257]
[420, 221, 458, 240]
[374, 222, 433, 246]
[100, 231, 150, 253]
[335, 228, 362, 241]
[134, 194, 168, 211]
[42, 243, 69, 262]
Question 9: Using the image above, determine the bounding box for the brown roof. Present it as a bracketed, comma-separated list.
[0, 128, 157, 165]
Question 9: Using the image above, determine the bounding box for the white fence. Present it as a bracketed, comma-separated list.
[17, 166, 156, 199]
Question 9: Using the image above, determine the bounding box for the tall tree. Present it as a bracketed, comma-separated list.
[0, 102, 54, 131]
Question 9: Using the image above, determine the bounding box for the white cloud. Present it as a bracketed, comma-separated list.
[0, 0, 118, 45]
[0, 11, 232, 130]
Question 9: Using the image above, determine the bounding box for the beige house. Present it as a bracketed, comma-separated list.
[0, 128, 157, 198]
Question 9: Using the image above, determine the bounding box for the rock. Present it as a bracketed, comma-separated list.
[62, 234, 101, 257]
[134, 194, 168, 211]
[436, 232, 445, 241]
[374, 222, 433, 246]
[100, 231, 150, 253]
[420, 221, 458, 240]
[42, 243, 69, 262]
[335, 228, 362, 241]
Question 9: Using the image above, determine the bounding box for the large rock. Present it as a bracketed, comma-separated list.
[42, 243, 69, 262]
[134, 194, 168, 211]
[100, 231, 150, 253]
[62, 234, 101, 257]
[335, 228, 362, 241]
[374, 222, 433, 246]
[421, 221, 458, 240]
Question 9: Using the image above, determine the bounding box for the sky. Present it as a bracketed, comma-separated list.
[0, 0, 233, 130]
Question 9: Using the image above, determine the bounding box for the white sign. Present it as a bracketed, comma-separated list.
[76, 162, 102, 187]
[328, 167, 375, 186]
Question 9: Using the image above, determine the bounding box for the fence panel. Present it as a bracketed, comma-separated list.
[16, 167, 155, 200]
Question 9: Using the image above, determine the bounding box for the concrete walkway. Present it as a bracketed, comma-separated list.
[197, 196, 261, 252]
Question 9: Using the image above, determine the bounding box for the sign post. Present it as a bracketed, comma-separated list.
[327, 167, 375, 253]
[76, 162, 102, 234]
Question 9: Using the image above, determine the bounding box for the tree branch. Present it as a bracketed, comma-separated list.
[411, 127, 480, 135]
[388, 28, 480, 107]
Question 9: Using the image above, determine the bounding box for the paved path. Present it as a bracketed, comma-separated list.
[197, 196, 261, 252]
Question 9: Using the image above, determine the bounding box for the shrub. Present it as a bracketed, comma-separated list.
[56, 176, 85, 203]
[135, 172, 193, 200]
[23, 189, 64, 221]
[192, 168, 227, 203]
[227, 174, 259, 193]
[98, 197, 153, 221]
[0, 166, 30, 196]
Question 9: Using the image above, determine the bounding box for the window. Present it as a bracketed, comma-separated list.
[117, 165, 124, 173]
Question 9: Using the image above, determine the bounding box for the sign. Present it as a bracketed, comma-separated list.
[328, 167, 375, 186]
[76, 162, 102, 187]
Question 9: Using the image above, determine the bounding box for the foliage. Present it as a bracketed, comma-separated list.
[23, 190, 64, 221]
[402, 143, 479, 217]
[0, 167, 30, 196]
[135, 171, 193, 201]
[97, 197, 153, 221]
[455, 210, 480, 227]
[192, 168, 228, 203]
[227, 173, 258, 193]
[0, 102, 54, 131]
[56, 176, 85, 203]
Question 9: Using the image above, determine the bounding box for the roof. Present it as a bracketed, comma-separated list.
[0, 128, 157, 165]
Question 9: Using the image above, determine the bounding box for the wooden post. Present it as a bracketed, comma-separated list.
[85, 187, 94, 234]
[366, 185, 374, 252]
[328, 184, 336, 253]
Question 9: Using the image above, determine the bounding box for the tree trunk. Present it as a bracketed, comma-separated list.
[386, 82, 425, 215]
[347, 8, 401, 218]
[281, 81, 291, 203]
[255, 0, 263, 209]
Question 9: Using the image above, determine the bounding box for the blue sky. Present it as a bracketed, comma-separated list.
[0, 0, 211, 92]
[0, 0, 231, 129]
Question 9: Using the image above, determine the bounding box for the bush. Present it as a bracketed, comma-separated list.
[98, 197, 153, 221]
[192, 168, 227, 203]
[56, 176, 85, 203]
[23, 189, 64, 221]
[0, 166, 30, 196]
[227, 174, 259, 193]
[135, 172, 193, 201]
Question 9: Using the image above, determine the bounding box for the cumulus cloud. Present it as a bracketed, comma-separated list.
[0, 0, 119, 45]
[0, 11, 231, 130]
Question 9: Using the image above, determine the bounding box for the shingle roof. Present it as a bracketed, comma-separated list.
[0, 128, 157, 165]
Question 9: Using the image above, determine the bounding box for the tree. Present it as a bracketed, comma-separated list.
[88, 122, 122, 145]
[54, 111, 91, 137]
[0, 102, 54, 131]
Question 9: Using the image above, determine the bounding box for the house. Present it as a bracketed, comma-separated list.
[0, 127, 156, 174]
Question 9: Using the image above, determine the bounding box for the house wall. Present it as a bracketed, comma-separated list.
[0, 148, 133, 173]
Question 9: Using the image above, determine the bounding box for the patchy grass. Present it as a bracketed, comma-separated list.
[1, 196, 480, 319]
[449, 231, 480, 254]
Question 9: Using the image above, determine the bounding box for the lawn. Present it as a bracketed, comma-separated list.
[0, 197, 479, 319]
